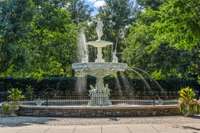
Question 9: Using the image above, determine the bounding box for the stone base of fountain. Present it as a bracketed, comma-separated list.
[88, 75, 112, 106]
[18, 105, 181, 117]
[88, 85, 111, 106]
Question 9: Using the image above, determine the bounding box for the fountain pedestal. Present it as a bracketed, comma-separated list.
[88, 76, 111, 106]
[96, 47, 104, 63]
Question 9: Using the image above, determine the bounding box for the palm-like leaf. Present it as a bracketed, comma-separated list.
[178, 87, 200, 116]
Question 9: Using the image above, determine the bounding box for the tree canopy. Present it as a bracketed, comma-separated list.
[123, 0, 200, 80]
[0, 0, 78, 78]
[99, 0, 137, 59]
[0, 0, 200, 83]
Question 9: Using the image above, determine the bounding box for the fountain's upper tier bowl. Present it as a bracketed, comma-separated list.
[87, 40, 113, 48]
[72, 62, 128, 77]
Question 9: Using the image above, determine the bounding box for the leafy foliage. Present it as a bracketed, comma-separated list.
[68, 0, 93, 24]
[123, 0, 200, 80]
[0, 0, 35, 75]
[1, 103, 11, 115]
[25, 85, 34, 100]
[99, 0, 136, 59]
[0, 0, 78, 78]
[0, 0, 200, 83]
[178, 87, 200, 116]
[137, 0, 164, 9]
[26, 2, 77, 78]
[8, 88, 25, 102]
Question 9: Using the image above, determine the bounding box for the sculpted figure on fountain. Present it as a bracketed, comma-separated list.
[96, 18, 104, 41]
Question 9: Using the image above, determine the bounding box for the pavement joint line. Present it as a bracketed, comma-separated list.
[72, 126, 77, 133]
[44, 127, 51, 133]
[126, 126, 133, 133]
[151, 124, 160, 133]
[15, 128, 21, 133]
[101, 126, 103, 133]
[16, 127, 25, 133]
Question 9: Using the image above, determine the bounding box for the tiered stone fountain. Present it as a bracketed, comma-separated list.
[72, 19, 128, 106]
[18, 19, 179, 117]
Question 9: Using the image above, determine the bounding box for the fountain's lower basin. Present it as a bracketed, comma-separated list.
[17, 100, 180, 117]
[18, 104, 180, 117]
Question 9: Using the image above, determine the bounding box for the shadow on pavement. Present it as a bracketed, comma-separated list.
[190, 115, 200, 119]
[183, 126, 200, 131]
[0, 117, 57, 127]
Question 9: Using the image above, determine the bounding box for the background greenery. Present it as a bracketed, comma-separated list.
[0, 0, 200, 84]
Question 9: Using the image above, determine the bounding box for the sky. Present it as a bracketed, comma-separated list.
[85, 0, 137, 16]
[85, 0, 105, 15]
[86, 0, 106, 8]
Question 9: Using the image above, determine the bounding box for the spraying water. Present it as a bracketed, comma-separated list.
[114, 76, 123, 97]
[75, 77, 87, 95]
[131, 67, 165, 92]
[77, 28, 88, 63]
[75, 28, 88, 95]
[128, 68, 151, 90]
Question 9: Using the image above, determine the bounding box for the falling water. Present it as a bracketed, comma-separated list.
[77, 28, 88, 63]
[128, 68, 152, 91]
[75, 77, 87, 95]
[119, 72, 133, 96]
[119, 67, 166, 100]
[131, 67, 165, 92]
[114, 76, 123, 97]
[75, 28, 88, 95]
[122, 73, 138, 97]
[112, 68, 162, 96]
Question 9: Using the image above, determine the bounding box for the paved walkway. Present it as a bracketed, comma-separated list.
[1, 124, 200, 133]
[0, 116, 200, 133]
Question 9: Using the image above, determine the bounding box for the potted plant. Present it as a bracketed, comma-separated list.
[179, 87, 200, 116]
[8, 88, 25, 116]
[1, 102, 11, 116]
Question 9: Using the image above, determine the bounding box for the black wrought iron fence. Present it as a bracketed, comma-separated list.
[20, 91, 179, 106]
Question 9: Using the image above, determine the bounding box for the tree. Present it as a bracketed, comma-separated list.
[123, 0, 200, 80]
[137, 0, 164, 9]
[0, 0, 35, 75]
[99, 0, 137, 59]
[26, 1, 77, 78]
[0, 0, 78, 78]
[34, 0, 93, 24]
[68, 0, 93, 24]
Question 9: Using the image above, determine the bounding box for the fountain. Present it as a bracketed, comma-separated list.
[17, 19, 179, 117]
[72, 18, 128, 106]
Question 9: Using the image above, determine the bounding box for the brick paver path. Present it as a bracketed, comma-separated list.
[0, 116, 199, 133]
